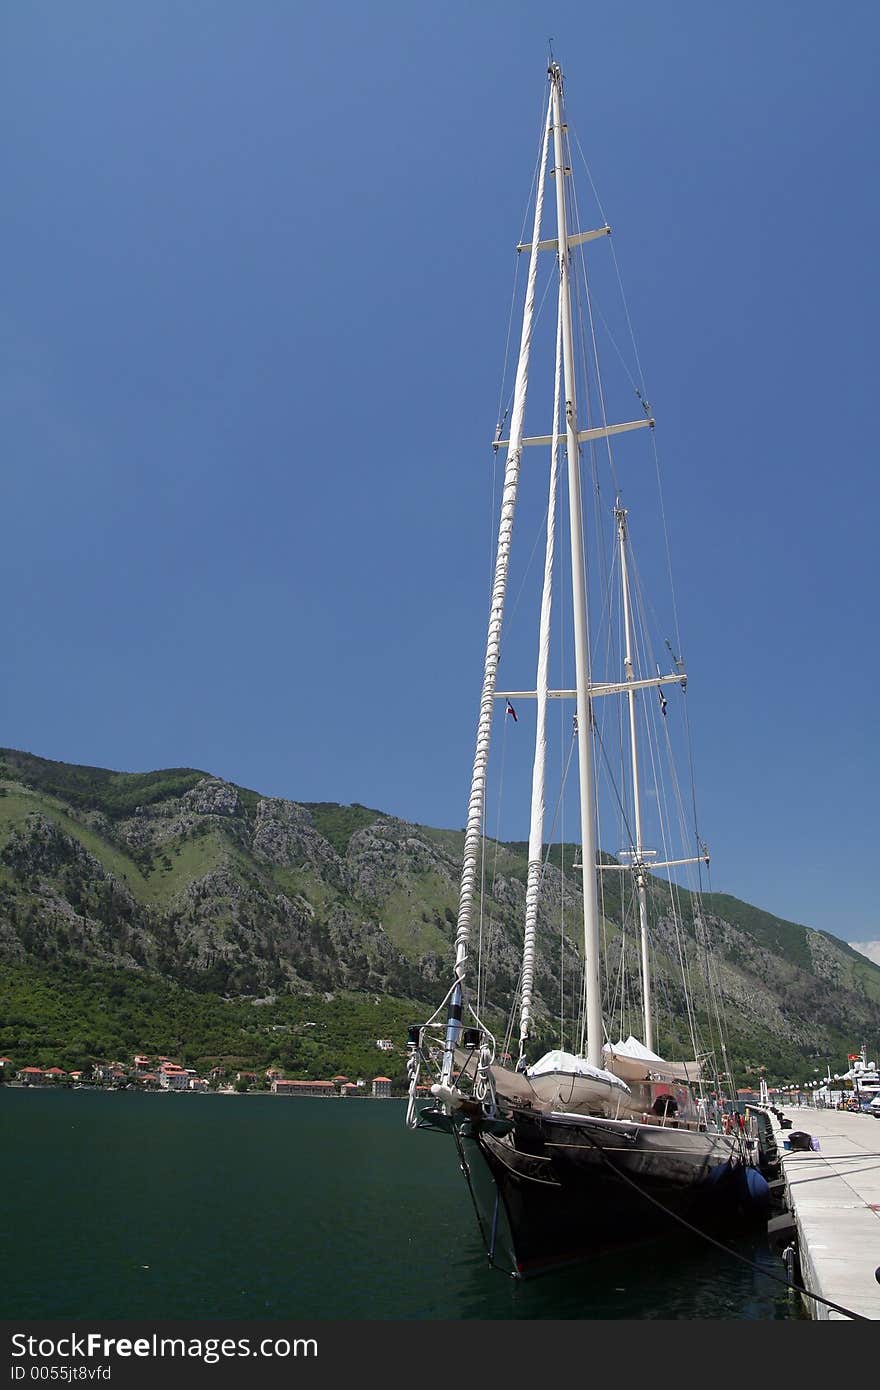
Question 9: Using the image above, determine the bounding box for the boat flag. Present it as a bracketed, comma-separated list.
[658, 689, 668, 717]
[847, 1053, 859, 1061]
[506, 700, 518, 722]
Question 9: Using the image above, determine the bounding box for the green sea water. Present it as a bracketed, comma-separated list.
[0, 1088, 800, 1320]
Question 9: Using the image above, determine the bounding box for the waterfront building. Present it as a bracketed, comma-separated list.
[17, 1067, 43, 1086]
[271, 1079, 336, 1097]
[94, 1062, 128, 1083]
[159, 1063, 189, 1091]
[372, 1077, 392, 1097]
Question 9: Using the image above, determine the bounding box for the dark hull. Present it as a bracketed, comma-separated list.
[459, 1109, 757, 1278]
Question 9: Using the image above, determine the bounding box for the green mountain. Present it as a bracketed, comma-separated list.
[1, 747, 878, 1084]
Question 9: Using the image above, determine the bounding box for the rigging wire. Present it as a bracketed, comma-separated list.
[494, 89, 555, 441]
[494, 261, 565, 645]
[569, 122, 687, 725]
[569, 127, 648, 407]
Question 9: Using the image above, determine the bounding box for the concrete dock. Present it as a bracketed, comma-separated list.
[768, 1105, 880, 1320]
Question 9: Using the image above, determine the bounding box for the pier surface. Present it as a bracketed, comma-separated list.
[770, 1105, 880, 1320]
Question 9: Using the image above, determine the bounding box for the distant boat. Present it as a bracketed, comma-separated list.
[834, 1044, 880, 1108]
[401, 60, 769, 1279]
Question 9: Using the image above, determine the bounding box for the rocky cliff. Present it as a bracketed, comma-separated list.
[2, 747, 879, 1076]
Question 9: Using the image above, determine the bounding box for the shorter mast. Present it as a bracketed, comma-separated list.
[606, 506, 710, 1049]
[615, 504, 653, 1052]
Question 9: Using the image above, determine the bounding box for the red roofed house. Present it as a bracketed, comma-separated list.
[18, 1067, 44, 1085]
[372, 1077, 392, 1098]
[271, 1079, 336, 1097]
[159, 1063, 189, 1091]
[44, 1067, 68, 1082]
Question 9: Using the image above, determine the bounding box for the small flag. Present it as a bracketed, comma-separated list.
[847, 1053, 859, 1061]
[658, 690, 668, 717]
[506, 700, 518, 722]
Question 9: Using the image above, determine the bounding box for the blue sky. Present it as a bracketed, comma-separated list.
[2, 3, 878, 943]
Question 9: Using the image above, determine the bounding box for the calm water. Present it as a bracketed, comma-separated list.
[0, 1088, 800, 1320]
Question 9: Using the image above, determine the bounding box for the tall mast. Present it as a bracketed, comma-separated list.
[615, 504, 654, 1051]
[549, 63, 603, 1070]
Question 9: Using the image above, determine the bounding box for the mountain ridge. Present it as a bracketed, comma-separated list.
[849, 940, 880, 967]
[1, 747, 878, 1082]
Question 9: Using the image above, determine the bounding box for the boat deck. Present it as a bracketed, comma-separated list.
[768, 1105, 880, 1319]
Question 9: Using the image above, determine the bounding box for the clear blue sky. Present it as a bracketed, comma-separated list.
[2, 3, 878, 943]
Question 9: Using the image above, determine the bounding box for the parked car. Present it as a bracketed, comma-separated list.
[868, 1095, 880, 1118]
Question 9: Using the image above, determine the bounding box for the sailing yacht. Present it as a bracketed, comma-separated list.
[403, 62, 768, 1277]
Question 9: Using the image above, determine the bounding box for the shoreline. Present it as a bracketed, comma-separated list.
[1, 1081, 401, 1098]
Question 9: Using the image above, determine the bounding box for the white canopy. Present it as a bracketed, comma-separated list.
[606, 1035, 666, 1063]
[602, 1036, 703, 1084]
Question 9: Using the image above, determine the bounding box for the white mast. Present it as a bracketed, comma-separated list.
[549, 63, 604, 1070]
[439, 89, 553, 1087]
[615, 504, 654, 1051]
[519, 302, 563, 1060]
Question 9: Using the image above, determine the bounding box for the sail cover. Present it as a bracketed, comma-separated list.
[603, 1036, 703, 1083]
[528, 1050, 630, 1092]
